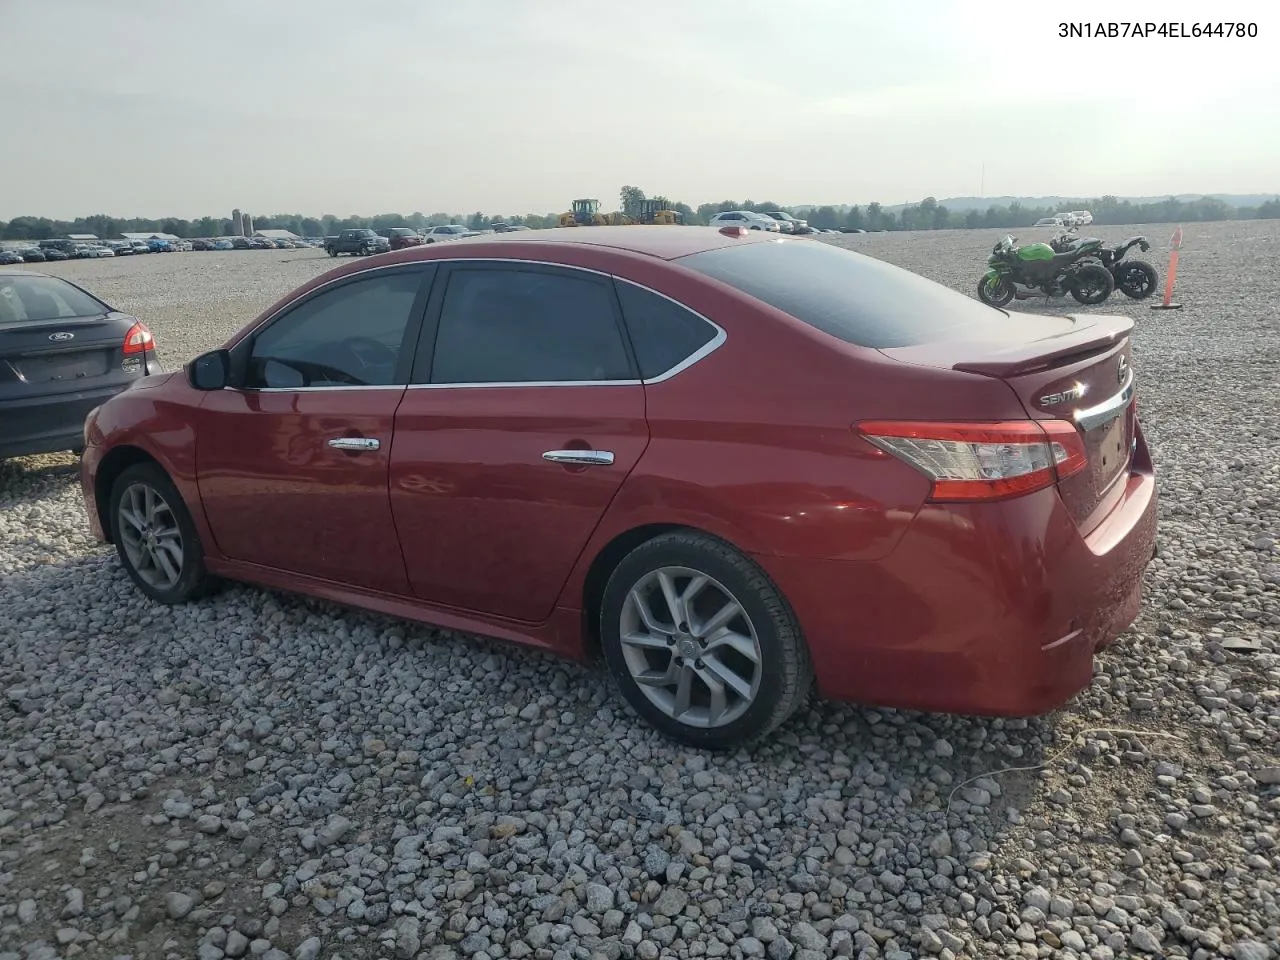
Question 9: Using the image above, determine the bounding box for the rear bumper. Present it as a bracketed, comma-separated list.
[0, 384, 130, 460]
[757, 432, 1158, 717]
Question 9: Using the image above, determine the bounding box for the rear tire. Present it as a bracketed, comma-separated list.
[599, 531, 814, 750]
[108, 463, 213, 605]
[977, 274, 1015, 307]
[1114, 260, 1158, 300]
[1069, 263, 1115, 305]
[328, 248, 338, 257]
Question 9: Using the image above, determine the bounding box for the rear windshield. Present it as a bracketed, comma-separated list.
[677, 239, 1004, 348]
[0, 275, 110, 324]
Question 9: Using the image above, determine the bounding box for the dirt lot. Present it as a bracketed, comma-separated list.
[2, 223, 1277, 960]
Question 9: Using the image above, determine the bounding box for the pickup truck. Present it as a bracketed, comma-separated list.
[324, 229, 391, 257]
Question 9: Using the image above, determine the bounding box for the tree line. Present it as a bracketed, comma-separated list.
[3, 187, 1277, 241]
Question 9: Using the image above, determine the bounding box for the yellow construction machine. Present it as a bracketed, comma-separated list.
[634, 199, 684, 225]
[559, 199, 632, 227]
[559, 197, 683, 227]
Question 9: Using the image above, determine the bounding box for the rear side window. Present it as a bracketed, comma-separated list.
[0, 276, 109, 324]
[677, 240, 1005, 348]
[428, 267, 633, 384]
[614, 281, 718, 380]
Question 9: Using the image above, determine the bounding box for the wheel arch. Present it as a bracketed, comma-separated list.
[579, 522, 731, 660]
[94, 445, 163, 544]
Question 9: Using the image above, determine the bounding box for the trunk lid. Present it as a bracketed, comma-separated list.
[880, 312, 1137, 531]
[0, 312, 145, 400]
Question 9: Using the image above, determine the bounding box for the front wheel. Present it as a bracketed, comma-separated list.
[977, 273, 1015, 307]
[599, 532, 813, 750]
[109, 463, 213, 604]
[1069, 263, 1115, 304]
[1114, 260, 1158, 300]
[327, 248, 338, 257]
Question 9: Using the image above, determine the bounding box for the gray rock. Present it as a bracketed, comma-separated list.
[653, 887, 688, 917]
[164, 892, 195, 920]
[1131, 926, 1163, 954]
[585, 882, 614, 913]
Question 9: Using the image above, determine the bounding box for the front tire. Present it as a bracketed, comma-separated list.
[108, 463, 212, 604]
[977, 274, 1015, 307]
[1069, 263, 1115, 304]
[1114, 260, 1158, 300]
[599, 531, 813, 750]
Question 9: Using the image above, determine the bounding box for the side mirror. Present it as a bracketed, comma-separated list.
[189, 349, 230, 391]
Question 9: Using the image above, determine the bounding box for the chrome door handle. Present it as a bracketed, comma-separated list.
[328, 437, 380, 451]
[543, 449, 614, 466]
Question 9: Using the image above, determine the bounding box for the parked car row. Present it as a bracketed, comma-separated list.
[190, 237, 323, 251]
[325, 225, 493, 257]
[0, 238, 186, 263]
[703, 210, 858, 236]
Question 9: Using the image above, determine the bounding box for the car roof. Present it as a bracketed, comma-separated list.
[391, 225, 780, 261]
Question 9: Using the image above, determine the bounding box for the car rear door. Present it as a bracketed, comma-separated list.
[388, 260, 649, 623]
[195, 265, 433, 594]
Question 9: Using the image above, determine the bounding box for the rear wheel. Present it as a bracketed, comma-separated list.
[599, 531, 813, 750]
[1114, 260, 1158, 300]
[977, 274, 1015, 307]
[109, 463, 213, 604]
[1069, 263, 1115, 304]
[328, 248, 338, 257]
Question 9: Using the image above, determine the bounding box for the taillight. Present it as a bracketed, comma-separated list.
[857, 420, 1087, 502]
[123, 321, 154, 355]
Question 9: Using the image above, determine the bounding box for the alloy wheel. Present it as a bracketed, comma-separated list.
[117, 482, 185, 590]
[618, 566, 763, 729]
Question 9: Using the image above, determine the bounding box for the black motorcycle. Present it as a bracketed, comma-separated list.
[1050, 231, 1159, 300]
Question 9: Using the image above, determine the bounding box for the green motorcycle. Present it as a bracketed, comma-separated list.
[978, 235, 1115, 308]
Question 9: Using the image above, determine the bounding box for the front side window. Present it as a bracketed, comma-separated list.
[246, 270, 425, 388]
[428, 267, 633, 384]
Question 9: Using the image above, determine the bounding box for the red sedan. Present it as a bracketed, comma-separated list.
[79, 226, 1157, 749]
[386, 228, 424, 251]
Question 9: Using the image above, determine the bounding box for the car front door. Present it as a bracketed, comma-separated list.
[196, 265, 432, 594]
[389, 261, 650, 622]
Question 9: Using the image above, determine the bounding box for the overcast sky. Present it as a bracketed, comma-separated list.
[3, 0, 1277, 219]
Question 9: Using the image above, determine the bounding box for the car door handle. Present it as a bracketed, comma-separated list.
[542, 449, 614, 466]
[328, 437, 380, 451]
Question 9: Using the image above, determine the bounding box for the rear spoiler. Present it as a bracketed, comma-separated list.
[952, 314, 1134, 378]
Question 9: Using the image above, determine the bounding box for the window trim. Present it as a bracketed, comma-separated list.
[221, 257, 726, 393]
[228, 263, 435, 393]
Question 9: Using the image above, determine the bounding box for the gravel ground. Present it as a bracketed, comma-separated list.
[2, 224, 1278, 960]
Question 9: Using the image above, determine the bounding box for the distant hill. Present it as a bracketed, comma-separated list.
[796, 194, 1278, 214]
